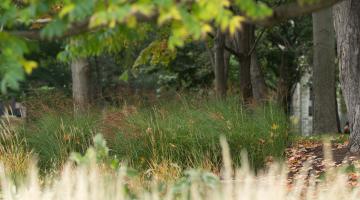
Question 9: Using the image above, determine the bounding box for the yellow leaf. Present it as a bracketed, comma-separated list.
[127, 16, 137, 28]
[158, 6, 182, 25]
[59, 4, 75, 18]
[229, 16, 245, 35]
[271, 123, 279, 130]
[109, 19, 117, 28]
[22, 60, 38, 74]
[222, 0, 231, 7]
[201, 24, 213, 37]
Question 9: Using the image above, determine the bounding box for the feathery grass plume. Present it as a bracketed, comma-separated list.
[0, 119, 32, 179]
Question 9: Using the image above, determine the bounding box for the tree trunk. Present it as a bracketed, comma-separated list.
[224, 38, 231, 88]
[250, 52, 267, 103]
[214, 29, 227, 98]
[333, 0, 360, 153]
[312, 7, 339, 134]
[277, 53, 290, 113]
[90, 56, 103, 104]
[71, 58, 91, 113]
[233, 24, 253, 102]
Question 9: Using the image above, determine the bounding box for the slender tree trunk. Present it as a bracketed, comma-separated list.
[214, 29, 227, 98]
[71, 58, 91, 113]
[277, 52, 292, 113]
[334, 0, 360, 153]
[95, 56, 103, 100]
[251, 52, 267, 103]
[312, 7, 339, 134]
[224, 38, 231, 88]
[233, 24, 253, 102]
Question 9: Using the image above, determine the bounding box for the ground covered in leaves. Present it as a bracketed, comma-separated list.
[284, 134, 360, 186]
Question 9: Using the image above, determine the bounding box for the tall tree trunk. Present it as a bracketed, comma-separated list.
[233, 24, 253, 102]
[334, 0, 360, 153]
[250, 52, 267, 103]
[214, 29, 227, 98]
[71, 58, 91, 113]
[312, 7, 339, 134]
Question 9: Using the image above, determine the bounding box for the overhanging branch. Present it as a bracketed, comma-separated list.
[7, 0, 343, 40]
[10, 20, 90, 40]
[252, 0, 343, 27]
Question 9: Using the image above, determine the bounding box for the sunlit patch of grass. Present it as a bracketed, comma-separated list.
[0, 120, 32, 180]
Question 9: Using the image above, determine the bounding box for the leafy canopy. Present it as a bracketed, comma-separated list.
[0, 0, 275, 92]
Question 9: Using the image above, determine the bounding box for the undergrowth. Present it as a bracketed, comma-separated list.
[107, 97, 289, 172]
[1, 95, 290, 177]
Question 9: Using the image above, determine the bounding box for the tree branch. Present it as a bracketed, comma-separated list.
[9, 11, 157, 40]
[248, 28, 266, 56]
[252, 0, 343, 27]
[7, 0, 343, 40]
[10, 20, 90, 40]
[207, 33, 241, 59]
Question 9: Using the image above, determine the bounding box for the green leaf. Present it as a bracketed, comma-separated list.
[119, 70, 129, 82]
[40, 19, 67, 39]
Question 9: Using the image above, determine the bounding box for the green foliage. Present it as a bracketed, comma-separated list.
[0, 0, 274, 92]
[40, 19, 67, 39]
[235, 0, 272, 19]
[70, 134, 140, 180]
[172, 169, 220, 197]
[256, 16, 313, 96]
[0, 33, 35, 92]
[70, 134, 123, 170]
[134, 42, 213, 91]
[134, 40, 177, 68]
[58, 24, 151, 61]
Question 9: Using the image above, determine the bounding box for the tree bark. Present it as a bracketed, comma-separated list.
[312, 7, 339, 134]
[334, 0, 360, 153]
[233, 24, 253, 102]
[250, 51, 267, 103]
[214, 29, 227, 98]
[71, 58, 91, 113]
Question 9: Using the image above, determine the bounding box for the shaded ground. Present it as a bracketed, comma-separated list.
[284, 136, 360, 186]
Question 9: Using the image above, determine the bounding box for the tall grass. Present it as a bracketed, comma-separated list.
[108, 97, 289, 172]
[22, 114, 99, 171]
[0, 118, 32, 179]
[0, 139, 357, 200]
[4, 95, 289, 175]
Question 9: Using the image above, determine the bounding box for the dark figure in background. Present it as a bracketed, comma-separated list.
[344, 121, 350, 134]
[0, 101, 5, 116]
[0, 99, 24, 118]
[9, 98, 22, 117]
